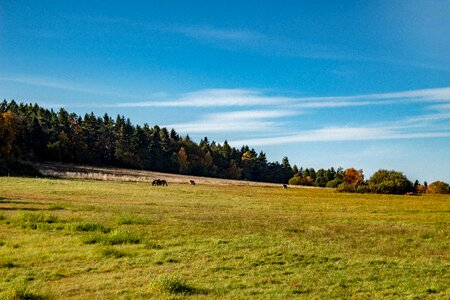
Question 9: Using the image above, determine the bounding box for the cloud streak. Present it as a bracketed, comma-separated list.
[115, 89, 293, 107]
[114, 86, 450, 108]
[163, 110, 297, 133]
[0, 74, 144, 99]
[171, 26, 264, 43]
[229, 126, 450, 147]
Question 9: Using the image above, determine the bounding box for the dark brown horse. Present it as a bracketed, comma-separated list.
[152, 179, 168, 186]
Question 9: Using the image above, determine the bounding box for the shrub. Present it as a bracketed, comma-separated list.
[0, 283, 44, 300]
[427, 181, 450, 194]
[15, 211, 59, 230]
[69, 221, 110, 233]
[16, 211, 58, 224]
[149, 275, 197, 295]
[416, 184, 428, 194]
[337, 182, 356, 193]
[81, 233, 104, 244]
[82, 230, 141, 245]
[104, 230, 141, 245]
[0, 259, 16, 268]
[368, 170, 413, 194]
[326, 179, 342, 188]
[356, 184, 370, 193]
[100, 247, 127, 258]
[288, 175, 303, 186]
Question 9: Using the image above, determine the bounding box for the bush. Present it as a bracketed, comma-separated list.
[288, 175, 303, 185]
[337, 182, 356, 193]
[82, 230, 141, 245]
[15, 211, 60, 230]
[100, 247, 127, 258]
[104, 230, 141, 245]
[149, 275, 197, 295]
[368, 170, 413, 195]
[427, 181, 450, 194]
[326, 178, 342, 188]
[0, 283, 44, 300]
[356, 184, 370, 193]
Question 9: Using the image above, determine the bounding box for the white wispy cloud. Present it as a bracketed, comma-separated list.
[4, 74, 450, 112]
[114, 86, 450, 108]
[172, 26, 264, 43]
[291, 86, 450, 104]
[0, 74, 144, 99]
[429, 103, 450, 111]
[229, 126, 450, 147]
[163, 110, 297, 133]
[0, 75, 95, 94]
[115, 89, 293, 107]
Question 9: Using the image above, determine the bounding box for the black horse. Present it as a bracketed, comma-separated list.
[152, 179, 168, 186]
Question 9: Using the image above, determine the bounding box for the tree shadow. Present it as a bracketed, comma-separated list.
[0, 197, 41, 205]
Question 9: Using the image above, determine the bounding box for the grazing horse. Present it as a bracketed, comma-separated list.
[283, 184, 288, 189]
[152, 179, 168, 186]
[190, 180, 196, 185]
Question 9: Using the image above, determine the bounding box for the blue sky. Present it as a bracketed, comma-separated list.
[1, 0, 450, 182]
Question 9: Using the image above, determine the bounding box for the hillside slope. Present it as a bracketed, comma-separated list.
[36, 162, 307, 188]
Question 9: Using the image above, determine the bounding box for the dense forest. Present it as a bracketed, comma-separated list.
[0, 100, 295, 183]
[1, 100, 449, 194]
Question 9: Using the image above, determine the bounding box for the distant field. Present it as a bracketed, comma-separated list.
[0, 177, 449, 299]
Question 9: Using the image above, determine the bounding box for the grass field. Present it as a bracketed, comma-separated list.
[0, 177, 449, 299]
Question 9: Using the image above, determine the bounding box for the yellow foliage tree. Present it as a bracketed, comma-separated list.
[177, 147, 189, 174]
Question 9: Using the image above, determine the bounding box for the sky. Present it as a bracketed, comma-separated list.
[1, 0, 450, 182]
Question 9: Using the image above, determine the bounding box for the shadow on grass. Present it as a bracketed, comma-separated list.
[0, 207, 54, 211]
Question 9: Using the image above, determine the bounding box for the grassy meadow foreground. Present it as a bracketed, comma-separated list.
[0, 177, 449, 299]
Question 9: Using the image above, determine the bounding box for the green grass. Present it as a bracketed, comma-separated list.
[99, 247, 128, 258]
[82, 229, 142, 245]
[117, 215, 151, 225]
[0, 177, 449, 299]
[68, 221, 110, 233]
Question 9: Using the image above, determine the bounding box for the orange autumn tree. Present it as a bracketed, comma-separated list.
[343, 167, 364, 185]
[338, 167, 365, 192]
[427, 181, 450, 194]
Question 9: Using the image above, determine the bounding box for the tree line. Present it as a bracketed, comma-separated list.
[289, 166, 449, 194]
[1, 100, 449, 194]
[0, 100, 293, 183]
